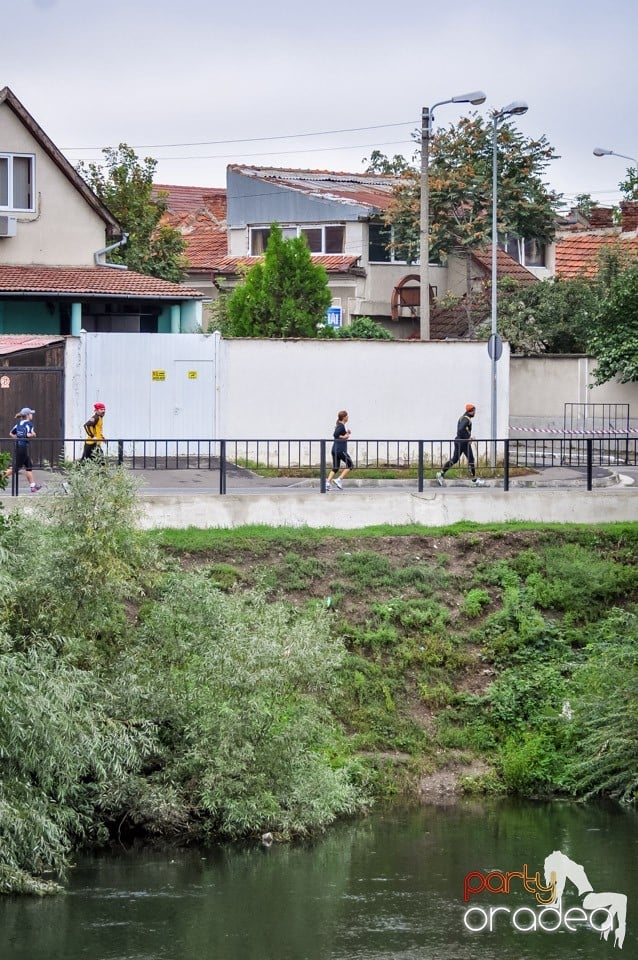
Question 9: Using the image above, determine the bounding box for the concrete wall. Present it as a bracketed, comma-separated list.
[62, 334, 506, 463]
[510, 356, 638, 430]
[217, 337, 504, 443]
[62, 334, 637, 449]
[6, 488, 636, 530]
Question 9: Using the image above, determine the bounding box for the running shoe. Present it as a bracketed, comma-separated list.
[436, 472, 444, 487]
[471, 478, 485, 486]
[30, 484, 42, 492]
[334, 478, 343, 490]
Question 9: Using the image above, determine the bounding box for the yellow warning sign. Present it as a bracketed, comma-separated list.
[152, 370, 166, 381]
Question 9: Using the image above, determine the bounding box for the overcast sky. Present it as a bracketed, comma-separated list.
[5, 0, 637, 208]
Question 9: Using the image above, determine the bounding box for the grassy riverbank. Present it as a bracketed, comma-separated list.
[0, 464, 636, 894]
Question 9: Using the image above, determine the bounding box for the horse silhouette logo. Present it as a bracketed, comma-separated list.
[544, 850, 627, 949]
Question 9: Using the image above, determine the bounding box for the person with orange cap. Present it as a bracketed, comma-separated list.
[80, 401, 107, 462]
[436, 403, 485, 486]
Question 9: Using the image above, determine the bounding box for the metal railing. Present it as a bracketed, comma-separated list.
[1, 435, 636, 496]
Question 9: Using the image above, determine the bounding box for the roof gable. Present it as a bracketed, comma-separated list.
[0, 86, 120, 237]
[471, 246, 539, 285]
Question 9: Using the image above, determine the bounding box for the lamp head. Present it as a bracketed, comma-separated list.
[451, 90, 486, 106]
[498, 100, 528, 118]
[593, 147, 613, 157]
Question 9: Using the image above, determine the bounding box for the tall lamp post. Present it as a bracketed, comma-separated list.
[593, 147, 638, 165]
[420, 90, 486, 340]
[490, 100, 528, 463]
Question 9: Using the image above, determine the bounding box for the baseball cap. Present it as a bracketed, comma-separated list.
[94, 402, 106, 410]
[19, 407, 35, 416]
[465, 403, 476, 412]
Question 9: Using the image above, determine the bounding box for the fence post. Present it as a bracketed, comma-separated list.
[418, 440, 424, 492]
[11, 466, 18, 497]
[219, 440, 227, 495]
[503, 439, 510, 492]
[320, 440, 326, 493]
[118, 440, 124, 465]
[586, 438, 593, 491]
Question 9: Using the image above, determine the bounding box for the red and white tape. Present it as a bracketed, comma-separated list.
[508, 425, 638, 436]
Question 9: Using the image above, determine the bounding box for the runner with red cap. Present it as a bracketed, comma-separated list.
[80, 402, 107, 463]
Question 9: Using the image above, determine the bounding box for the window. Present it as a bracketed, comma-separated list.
[368, 222, 412, 263]
[250, 224, 344, 255]
[502, 234, 546, 268]
[0, 154, 34, 210]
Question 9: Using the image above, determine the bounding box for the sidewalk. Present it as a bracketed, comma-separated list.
[2, 464, 636, 499]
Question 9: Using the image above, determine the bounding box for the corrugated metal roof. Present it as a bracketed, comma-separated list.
[0, 266, 204, 298]
[228, 165, 400, 213]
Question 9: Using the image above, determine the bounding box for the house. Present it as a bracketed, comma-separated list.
[153, 183, 227, 302]
[0, 85, 207, 439]
[554, 201, 638, 279]
[0, 86, 205, 338]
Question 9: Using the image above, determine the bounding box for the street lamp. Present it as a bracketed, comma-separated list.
[490, 100, 528, 462]
[419, 90, 486, 340]
[593, 147, 638, 164]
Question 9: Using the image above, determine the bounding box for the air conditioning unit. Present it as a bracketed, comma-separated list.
[0, 216, 17, 238]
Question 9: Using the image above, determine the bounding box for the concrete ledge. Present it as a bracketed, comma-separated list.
[135, 488, 638, 529]
[3, 488, 637, 530]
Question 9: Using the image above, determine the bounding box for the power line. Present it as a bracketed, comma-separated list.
[69, 138, 417, 165]
[62, 120, 419, 152]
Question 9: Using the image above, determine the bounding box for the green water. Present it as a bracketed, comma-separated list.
[1, 799, 636, 959]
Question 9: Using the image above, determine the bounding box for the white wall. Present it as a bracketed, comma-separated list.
[217, 338, 503, 442]
[64, 334, 505, 446]
[65, 333, 221, 444]
[510, 356, 638, 430]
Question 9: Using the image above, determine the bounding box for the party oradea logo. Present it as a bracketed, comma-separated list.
[463, 850, 627, 949]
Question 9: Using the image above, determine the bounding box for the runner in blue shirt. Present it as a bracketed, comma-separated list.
[5, 407, 42, 492]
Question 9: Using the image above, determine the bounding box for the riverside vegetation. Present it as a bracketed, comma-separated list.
[0, 462, 636, 895]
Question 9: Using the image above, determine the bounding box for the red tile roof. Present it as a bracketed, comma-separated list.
[430, 296, 487, 340]
[154, 184, 228, 268]
[0, 266, 204, 298]
[555, 232, 638, 279]
[0, 334, 64, 355]
[210, 254, 363, 276]
[228, 165, 401, 213]
[154, 184, 226, 215]
[471, 246, 539, 284]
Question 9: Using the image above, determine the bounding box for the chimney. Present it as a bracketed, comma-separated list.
[588, 206, 614, 229]
[620, 201, 638, 232]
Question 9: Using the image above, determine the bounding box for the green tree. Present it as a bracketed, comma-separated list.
[588, 262, 638, 383]
[363, 149, 414, 175]
[378, 114, 560, 263]
[336, 316, 393, 340]
[475, 275, 599, 355]
[77, 144, 188, 282]
[619, 166, 638, 200]
[227, 224, 332, 337]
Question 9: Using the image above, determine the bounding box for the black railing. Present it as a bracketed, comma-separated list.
[1, 435, 636, 496]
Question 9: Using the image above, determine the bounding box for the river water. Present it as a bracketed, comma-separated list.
[1, 798, 636, 959]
